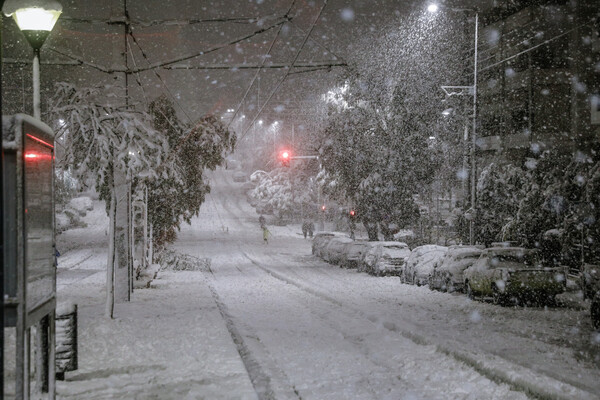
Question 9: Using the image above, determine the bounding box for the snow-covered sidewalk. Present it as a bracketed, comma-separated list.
[55, 202, 257, 400]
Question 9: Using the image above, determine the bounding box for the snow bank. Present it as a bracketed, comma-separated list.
[68, 196, 93, 214]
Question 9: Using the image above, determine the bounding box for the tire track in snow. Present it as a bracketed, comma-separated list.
[204, 260, 301, 400]
[242, 253, 597, 400]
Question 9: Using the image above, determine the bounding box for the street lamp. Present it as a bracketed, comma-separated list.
[428, 2, 478, 244]
[3, 0, 62, 120]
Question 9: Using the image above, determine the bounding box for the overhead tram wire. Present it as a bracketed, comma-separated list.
[60, 15, 271, 27]
[128, 30, 193, 124]
[226, 0, 298, 131]
[44, 15, 290, 75]
[236, 0, 330, 144]
[132, 16, 291, 73]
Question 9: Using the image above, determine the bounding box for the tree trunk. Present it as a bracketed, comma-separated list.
[105, 188, 116, 318]
[113, 167, 131, 302]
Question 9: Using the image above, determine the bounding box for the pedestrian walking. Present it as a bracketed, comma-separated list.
[258, 214, 266, 228]
[262, 225, 271, 244]
[302, 220, 309, 239]
[308, 221, 315, 238]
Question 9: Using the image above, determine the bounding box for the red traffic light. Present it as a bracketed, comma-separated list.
[349, 209, 356, 217]
[321, 205, 326, 211]
[279, 150, 291, 166]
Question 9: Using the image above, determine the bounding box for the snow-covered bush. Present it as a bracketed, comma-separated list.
[68, 196, 93, 216]
[157, 250, 210, 271]
[474, 162, 529, 246]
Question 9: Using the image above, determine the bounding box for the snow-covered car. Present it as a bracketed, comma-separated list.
[312, 232, 343, 258]
[403, 245, 448, 285]
[362, 241, 411, 276]
[356, 242, 381, 273]
[429, 246, 482, 292]
[339, 240, 372, 269]
[413, 246, 448, 286]
[463, 247, 566, 305]
[323, 237, 354, 265]
[233, 171, 247, 182]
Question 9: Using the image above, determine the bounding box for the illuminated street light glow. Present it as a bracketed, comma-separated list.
[427, 4, 439, 13]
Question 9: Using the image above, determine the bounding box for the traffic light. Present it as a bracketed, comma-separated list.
[349, 209, 356, 218]
[321, 205, 326, 212]
[279, 150, 291, 166]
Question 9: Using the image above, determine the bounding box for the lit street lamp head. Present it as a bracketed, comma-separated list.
[427, 4, 439, 13]
[3, 0, 62, 50]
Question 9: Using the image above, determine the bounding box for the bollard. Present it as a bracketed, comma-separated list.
[55, 304, 78, 380]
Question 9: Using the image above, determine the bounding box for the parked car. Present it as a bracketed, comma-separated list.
[429, 246, 483, 292]
[579, 264, 600, 300]
[403, 245, 447, 285]
[412, 246, 448, 286]
[362, 241, 411, 276]
[463, 247, 566, 305]
[312, 232, 339, 258]
[339, 240, 372, 269]
[233, 171, 247, 182]
[323, 237, 354, 265]
[356, 242, 381, 273]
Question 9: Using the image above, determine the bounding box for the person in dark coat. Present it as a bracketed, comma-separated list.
[302, 220, 310, 239]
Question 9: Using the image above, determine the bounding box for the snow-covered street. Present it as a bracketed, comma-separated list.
[54, 169, 600, 400]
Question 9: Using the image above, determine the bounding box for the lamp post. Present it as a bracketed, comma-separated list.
[428, 3, 478, 244]
[3, 0, 62, 120]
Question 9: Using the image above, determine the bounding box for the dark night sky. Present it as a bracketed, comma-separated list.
[2, 0, 491, 137]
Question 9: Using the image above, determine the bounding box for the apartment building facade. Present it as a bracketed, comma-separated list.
[475, 0, 600, 163]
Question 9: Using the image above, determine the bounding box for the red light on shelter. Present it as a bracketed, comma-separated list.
[24, 153, 40, 159]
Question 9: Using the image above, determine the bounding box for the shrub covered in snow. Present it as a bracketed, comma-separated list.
[157, 250, 211, 272]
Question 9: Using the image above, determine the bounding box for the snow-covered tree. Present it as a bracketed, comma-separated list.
[318, 11, 467, 240]
[147, 96, 236, 249]
[49, 82, 167, 317]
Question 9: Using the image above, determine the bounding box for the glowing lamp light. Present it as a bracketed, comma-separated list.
[427, 4, 439, 13]
[350, 210, 356, 217]
[4, 1, 63, 50]
[321, 205, 326, 211]
[12, 7, 61, 31]
[281, 151, 289, 160]
[25, 153, 40, 159]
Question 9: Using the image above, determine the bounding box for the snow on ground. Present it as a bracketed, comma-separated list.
[51, 168, 600, 400]
[55, 197, 256, 399]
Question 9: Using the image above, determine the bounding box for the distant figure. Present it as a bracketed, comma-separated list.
[302, 220, 310, 239]
[302, 220, 315, 239]
[262, 225, 271, 244]
[258, 214, 266, 228]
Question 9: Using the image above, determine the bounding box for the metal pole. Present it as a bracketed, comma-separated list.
[469, 12, 479, 245]
[33, 48, 41, 120]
